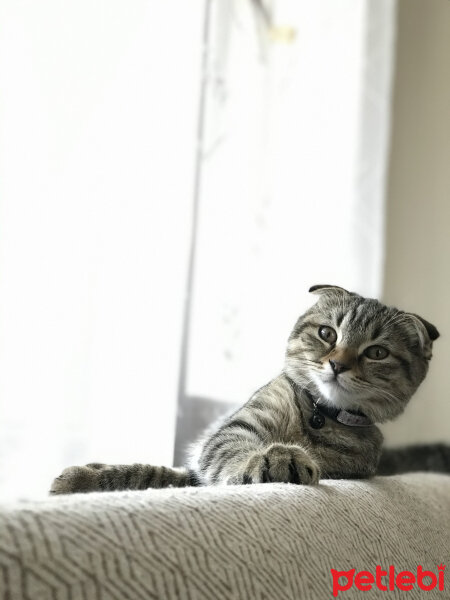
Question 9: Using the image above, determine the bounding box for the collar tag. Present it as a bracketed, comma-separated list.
[336, 410, 372, 427]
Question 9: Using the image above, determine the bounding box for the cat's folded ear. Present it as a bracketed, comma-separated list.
[408, 313, 439, 359]
[410, 314, 440, 341]
[309, 284, 350, 295]
[408, 313, 440, 342]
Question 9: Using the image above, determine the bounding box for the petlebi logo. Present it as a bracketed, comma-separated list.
[331, 564, 445, 597]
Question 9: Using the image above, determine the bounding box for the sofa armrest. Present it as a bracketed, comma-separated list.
[1, 473, 449, 599]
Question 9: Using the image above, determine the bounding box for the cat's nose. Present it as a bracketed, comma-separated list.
[329, 360, 349, 375]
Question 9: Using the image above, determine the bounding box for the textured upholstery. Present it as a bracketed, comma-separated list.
[1, 473, 449, 599]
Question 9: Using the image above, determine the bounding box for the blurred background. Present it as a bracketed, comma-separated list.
[0, 0, 448, 499]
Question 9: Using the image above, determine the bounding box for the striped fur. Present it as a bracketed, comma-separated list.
[51, 463, 199, 494]
[50, 285, 441, 494]
[378, 444, 450, 475]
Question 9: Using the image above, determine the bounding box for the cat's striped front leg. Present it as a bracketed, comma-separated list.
[198, 421, 320, 485]
[50, 463, 192, 494]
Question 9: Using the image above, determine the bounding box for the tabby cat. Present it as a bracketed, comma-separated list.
[50, 284, 445, 494]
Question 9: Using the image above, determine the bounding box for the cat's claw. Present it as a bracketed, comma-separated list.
[235, 443, 320, 485]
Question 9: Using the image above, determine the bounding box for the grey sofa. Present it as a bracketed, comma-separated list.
[1, 473, 449, 599]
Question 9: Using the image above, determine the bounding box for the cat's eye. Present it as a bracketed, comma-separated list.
[364, 345, 389, 360]
[318, 326, 337, 344]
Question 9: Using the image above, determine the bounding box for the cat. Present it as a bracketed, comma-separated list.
[50, 284, 444, 494]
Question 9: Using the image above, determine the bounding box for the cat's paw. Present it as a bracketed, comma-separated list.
[238, 443, 320, 485]
[50, 465, 103, 495]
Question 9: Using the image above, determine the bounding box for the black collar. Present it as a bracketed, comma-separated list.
[288, 378, 373, 429]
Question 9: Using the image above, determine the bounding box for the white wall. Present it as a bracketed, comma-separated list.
[381, 0, 450, 445]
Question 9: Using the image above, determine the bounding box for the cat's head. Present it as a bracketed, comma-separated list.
[285, 285, 439, 423]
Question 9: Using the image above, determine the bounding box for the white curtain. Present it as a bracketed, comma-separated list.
[0, 0, 204, 499]
[0, 0, 396, 499]
[185, 0, 397, 405]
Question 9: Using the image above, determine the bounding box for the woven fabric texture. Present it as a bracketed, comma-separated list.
[1, 473, 449, 600]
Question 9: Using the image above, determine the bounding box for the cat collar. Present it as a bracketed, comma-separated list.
[305, 390, 373, 429]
